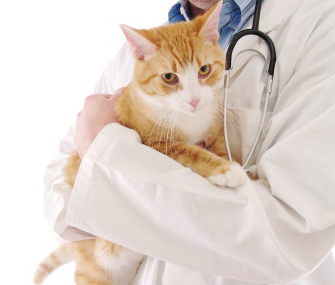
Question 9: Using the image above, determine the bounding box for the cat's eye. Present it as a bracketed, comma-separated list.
[198, 65, 211, 77]
[162, 73, 178, 84]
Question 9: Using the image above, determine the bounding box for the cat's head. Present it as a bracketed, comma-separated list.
[121, 1, 225, 116]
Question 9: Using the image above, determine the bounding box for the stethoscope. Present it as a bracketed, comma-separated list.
[223, 0, 276, 171]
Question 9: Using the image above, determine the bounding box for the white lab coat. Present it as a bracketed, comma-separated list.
[44, 0, 335, 284]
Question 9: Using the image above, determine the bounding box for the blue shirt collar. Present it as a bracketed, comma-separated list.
[168, 0, 261, 49]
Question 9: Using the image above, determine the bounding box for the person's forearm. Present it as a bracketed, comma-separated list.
[66, 121, 335, 284]
[43, 125, 95, 241]
[43, 42, 134, 240]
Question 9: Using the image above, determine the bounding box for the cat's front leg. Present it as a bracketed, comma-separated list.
[168, 143, 247, 187]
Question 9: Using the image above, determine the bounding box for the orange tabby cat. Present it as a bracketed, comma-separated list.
[34, 2, 246, 284]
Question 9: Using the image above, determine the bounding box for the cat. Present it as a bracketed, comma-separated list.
[34, 1, 246, 284]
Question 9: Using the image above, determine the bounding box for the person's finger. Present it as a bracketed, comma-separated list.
[114, 87, 125, 95]
[89, 94, 113, 99]
[108, 87, 125, 101]
[100, 94, 113, 99]
[109, 91, 123, 103]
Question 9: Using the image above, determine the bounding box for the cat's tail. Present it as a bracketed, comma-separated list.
[34, 242, 75, 284]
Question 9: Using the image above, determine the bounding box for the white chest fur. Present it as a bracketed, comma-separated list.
[176, 105, 216, 144]
[94, 243, 144, 285]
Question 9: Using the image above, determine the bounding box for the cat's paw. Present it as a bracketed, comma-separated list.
[207, 164, 247, 187]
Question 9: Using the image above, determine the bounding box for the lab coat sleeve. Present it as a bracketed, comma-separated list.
[43, 124, 95, 241]
[43, 43, 134, 241]
[65, 13, 335, 285]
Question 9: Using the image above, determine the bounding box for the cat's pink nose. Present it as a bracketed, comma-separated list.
[188, 98, 200, 109]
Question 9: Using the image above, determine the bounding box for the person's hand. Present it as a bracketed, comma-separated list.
[74, 89, 124, 158]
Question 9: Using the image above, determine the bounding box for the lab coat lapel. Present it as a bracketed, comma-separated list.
[228, 0, 302, 78]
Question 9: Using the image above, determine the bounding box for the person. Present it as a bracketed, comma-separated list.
[44, 0, 335, 284]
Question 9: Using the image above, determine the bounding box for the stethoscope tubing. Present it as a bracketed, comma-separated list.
[225, 29, 276, 76]
[223, 0, 277, 171]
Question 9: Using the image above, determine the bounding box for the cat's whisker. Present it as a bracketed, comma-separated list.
[171, 110, 179, 156]
[170, 111, 176, 155]
[211, 100, 242, 132]
[148, 107, 169, 147]
[213, 108, 224, 118]
[169, 109, 176, 153]
[152, 107, 169, 151]
[212, 103, 223, 113]
[212, 91, 249, 109]
[163, 109, 175, 154]
[212, 100, 224, 109]
[158, 110, 171, 153]
[226, 109, 240, 126]
[166, 110, 173, 155]
[171, 111, 179, 157]
[211, 103, 240, 144]
[212, 103, 225, 116]
[213, 108, 224, 120]
[167, 109, 177, 155]
[226, 111, 241, 144]
[165, 110, 174, 155]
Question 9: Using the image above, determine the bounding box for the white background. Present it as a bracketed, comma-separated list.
[1, 1, 334, 284]
[0, 0, 174, 284]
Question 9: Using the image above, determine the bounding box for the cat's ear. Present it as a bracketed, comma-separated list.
[196, 0, 223, 43]
[120, 24, 157, 60]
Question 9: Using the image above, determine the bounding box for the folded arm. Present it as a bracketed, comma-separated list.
[45, 18, 335, 285]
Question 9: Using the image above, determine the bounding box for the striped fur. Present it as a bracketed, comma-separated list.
[34, 239, 144, 285]
[35, 2, 245, 284]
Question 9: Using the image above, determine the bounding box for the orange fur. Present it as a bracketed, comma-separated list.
[34, 239, 138, 285]
[36, 3, 237, 285]
[115, 5, 230, 178]
[64, 150, 81, 186]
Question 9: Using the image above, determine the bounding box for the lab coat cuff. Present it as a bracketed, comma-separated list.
[65, 123, 142, 230]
